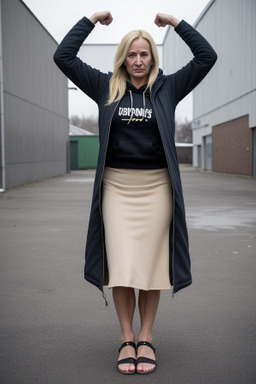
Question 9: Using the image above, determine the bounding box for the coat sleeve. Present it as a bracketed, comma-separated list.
[53, 17, 109, 103]
[171, 20, 217, 104]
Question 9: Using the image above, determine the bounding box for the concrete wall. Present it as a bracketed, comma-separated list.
[0, 0, 69, 188]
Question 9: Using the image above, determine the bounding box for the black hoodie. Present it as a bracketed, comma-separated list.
[105, 82, 167, 169]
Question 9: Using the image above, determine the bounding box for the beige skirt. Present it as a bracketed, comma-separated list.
[102, 167, 172, 290]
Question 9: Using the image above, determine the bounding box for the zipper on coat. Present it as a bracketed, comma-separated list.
[98, 102, 120, 306]
[150, 95, 176, 297]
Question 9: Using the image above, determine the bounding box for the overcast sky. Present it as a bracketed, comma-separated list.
[23, 0, 210, 120]
[23, 0, 209, 44]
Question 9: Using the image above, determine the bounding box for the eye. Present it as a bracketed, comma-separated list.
[128, 53, 135, 58]
[141, 52, 148, 57]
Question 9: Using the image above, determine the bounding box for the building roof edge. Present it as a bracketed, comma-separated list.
[20, 0, 58, 45]
[193, 0, 216, 27]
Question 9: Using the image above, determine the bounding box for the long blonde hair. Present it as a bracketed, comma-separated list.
[107, 30, 159, 104]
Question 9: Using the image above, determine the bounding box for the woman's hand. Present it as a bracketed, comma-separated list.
[89, 11, 113, 26]
[154, 13, 180, 28]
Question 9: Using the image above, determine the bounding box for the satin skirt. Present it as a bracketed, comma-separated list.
[102, 167, 172, 290]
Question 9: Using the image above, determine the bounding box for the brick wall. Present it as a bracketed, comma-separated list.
[212, 115, 253, 176]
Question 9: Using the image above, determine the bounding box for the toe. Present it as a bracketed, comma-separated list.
[117, 342, 136, 374]
[118, 363, 135, 373]
[137, 363, 155, 373]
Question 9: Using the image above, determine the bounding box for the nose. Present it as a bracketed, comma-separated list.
[135, 54, 142, 66]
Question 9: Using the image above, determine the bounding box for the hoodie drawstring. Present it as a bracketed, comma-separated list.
[127, 89, 146, 124]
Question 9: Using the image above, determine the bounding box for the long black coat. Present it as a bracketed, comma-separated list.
[54, 17, 217, 297]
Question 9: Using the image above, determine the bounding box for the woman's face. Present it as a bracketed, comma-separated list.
[125, 37, 152, 86]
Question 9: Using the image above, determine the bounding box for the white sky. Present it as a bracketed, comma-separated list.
[23, 0, 210, 120]
[23, 0, 210, 44]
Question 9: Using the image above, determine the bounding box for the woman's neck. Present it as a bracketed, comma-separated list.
[129, 77, 148, 89]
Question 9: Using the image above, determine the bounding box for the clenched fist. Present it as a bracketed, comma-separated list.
[154, 13, 180, 28]
[90, 11, 113, 26]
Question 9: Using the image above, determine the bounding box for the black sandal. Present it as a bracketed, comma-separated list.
[136, 341, 157, 374]
[117, 341, 137, 375]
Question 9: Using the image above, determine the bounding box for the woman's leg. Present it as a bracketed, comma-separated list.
[137, 289, 160, 373]
[112, 287, 136, 373]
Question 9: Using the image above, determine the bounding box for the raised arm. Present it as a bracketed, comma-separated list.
[155, 13, 217, 103]
[53, 12, 113, 103]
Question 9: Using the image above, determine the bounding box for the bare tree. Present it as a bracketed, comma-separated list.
[70, 114, 99, 134]
[175, 118, 192, 143]
[175, 118, 192, 164]
[70, 115, 192, 143]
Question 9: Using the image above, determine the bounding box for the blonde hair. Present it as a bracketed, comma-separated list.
[107, 30, 159, 104]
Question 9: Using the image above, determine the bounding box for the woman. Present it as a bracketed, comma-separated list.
[54, 11, 217, 375]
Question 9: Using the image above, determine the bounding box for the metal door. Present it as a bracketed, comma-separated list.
[70, 141, 78, 170]
[205, 134, 212, 171]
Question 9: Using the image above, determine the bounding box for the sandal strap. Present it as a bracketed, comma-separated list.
[117, 357, 136, 366]
[136, 356, 157, 366]
[119, 341, 136, 352]
[137, 341, 156, 353]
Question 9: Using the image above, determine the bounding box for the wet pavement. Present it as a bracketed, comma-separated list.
[0, 166, 255, 383]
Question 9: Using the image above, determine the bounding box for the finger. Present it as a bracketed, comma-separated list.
[155, 19, 164, 27]
[154, 18, 160, 26]
[154, 15, 163, 27]
[106, 14, 113, 25]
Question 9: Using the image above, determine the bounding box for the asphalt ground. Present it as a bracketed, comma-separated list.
[0, 166, 255, 384]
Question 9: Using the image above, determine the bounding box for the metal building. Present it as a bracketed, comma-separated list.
[69, 124, 99, 170]
[192, 0, 256, 177]
[0, 0, 69, 190]
[163, 0, 256, 177]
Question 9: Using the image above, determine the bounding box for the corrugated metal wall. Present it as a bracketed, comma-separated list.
[192, 0, 256, 174]
[162, 0, 256, 174]
[162, 25, 192, 73]
[193, 0, 256, 130]
[0, 0, 69, 188]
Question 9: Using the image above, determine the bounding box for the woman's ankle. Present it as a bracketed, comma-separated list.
[121, 332, 135, 343]
[137, 332, 152, 343]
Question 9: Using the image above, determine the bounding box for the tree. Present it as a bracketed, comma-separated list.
[70, 115, 192, 143]
[70, 114, 99, 134]
[175, 118, 192, 143]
